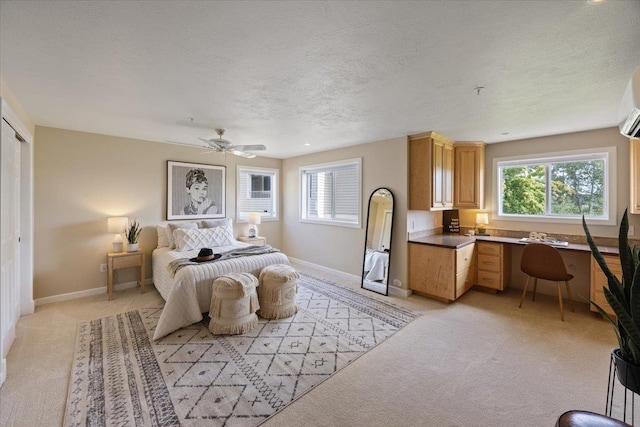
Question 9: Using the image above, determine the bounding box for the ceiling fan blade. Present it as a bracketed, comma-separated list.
[198, 138, 224, 150]
[229, 149, 257, 159]
[228, 144, 267, 151]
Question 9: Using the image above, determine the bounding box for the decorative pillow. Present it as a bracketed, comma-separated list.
[166, 222, 198, 249]
[199, 218, 236, 243]
[173, 227, 236, 252]
[156, 225, 169, 248]
[199, 218, 233, 229]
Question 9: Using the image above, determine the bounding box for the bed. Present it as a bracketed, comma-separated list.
[151, 221, 290, 340]
[363, 247, 389, 282]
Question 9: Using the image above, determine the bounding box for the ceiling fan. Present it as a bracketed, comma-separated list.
[199, 129, 266, 158]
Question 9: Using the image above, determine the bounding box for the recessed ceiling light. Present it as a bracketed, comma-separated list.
[587, 0, 604, 4]
[304, 143, 311, 146]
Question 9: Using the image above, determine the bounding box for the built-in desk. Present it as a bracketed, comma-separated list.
[408, 234, 620, 313]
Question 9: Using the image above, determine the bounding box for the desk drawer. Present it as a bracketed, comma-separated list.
[456, 267, 475, 297]
[456, 244, 475, 273]
[478, 254, 501, 273]
[477, 242, 502, 256]
[477, 270, 501, 290]
[113, 254, 143, 269]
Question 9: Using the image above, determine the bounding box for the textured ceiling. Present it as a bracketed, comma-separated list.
[1, 0, 639, 159]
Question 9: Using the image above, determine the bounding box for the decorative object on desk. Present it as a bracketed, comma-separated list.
[443, 209, 460, 234]
[124, 218, 142, 252]
[167, 160, 225, 220]
[248, 212, 261, 238]
[583, 209, 640, 393]
[475, 212, 489, 235]
[107, 216, 128, 252]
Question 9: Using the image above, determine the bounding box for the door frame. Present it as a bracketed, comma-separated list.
[0, 97, 34, 387]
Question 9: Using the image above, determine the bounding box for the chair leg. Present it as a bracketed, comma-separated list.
[557, 281, 565, 321]
[565, 281, 575, 313]
[519, 276, 531, 308]
[532, 277, 538, 301]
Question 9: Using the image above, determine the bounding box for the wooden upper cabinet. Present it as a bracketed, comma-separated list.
[631, 139, 640, 214]
[454, 142, 486, 209]
[409, 131, 454, 211]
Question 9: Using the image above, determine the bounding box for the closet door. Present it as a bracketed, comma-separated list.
[1, 118, 21, 387]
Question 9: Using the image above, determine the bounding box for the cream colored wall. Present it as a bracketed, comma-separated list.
[281, 137, 408, 288]
[1, 77, 35, 136]
[33, 126, 282, 300]
[457, 127, 639, 297]
[459, 127, 639, 235]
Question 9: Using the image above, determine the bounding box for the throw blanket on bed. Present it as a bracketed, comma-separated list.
[167, 245, 280, 277]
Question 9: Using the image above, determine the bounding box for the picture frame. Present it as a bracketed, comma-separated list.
[167, 161, 226, 220]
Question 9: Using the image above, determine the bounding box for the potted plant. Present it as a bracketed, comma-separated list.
[583, 209, 640, 393]
[124, 219, 142, 252]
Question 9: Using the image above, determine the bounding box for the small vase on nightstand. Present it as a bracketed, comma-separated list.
[126, 243, 139, 252]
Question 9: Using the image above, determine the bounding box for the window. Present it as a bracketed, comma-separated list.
[495, 147, 616, 224]
[236, 166, 278, 221]
[300, 158, 361, 227]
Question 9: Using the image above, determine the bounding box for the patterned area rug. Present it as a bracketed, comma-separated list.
[64, 272, 420, 426]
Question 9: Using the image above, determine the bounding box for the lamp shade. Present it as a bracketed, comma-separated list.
[248, 212, 262, 225]
[475, 213, 489, 225]
[107, 217, 128, 233]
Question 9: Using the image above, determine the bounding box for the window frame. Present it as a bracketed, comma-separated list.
[236, 165, 279, 223]
[493, 147, 616, 225]
[299, 157, 362, 228]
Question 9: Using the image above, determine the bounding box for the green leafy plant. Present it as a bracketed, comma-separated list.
[583, 209, 640, 365]
[124, 219, 142, 244]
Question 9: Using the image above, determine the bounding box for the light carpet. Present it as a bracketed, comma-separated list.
[64, 272, 419, 426]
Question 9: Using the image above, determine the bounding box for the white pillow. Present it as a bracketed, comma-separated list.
[199, 218, 233, 229]
[173, 227, 236, 252]
[166, 222, 198, 249]
[156, 225, 169, 248]
[200, 218, 236, 243]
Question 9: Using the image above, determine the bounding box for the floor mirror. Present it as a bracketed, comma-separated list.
[361, 187, 394, 296]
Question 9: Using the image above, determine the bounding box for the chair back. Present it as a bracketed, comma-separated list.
[520, 243, 570, 281]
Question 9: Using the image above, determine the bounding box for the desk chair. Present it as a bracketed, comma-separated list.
[518, 243, 575, 320]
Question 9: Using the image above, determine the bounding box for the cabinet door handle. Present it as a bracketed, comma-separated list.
[483, 278, 494, 283]
[482, 261, 494, 265]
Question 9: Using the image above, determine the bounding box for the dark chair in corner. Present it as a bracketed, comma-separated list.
[556, 410, 632, 427]
[518, 243, 575, 320]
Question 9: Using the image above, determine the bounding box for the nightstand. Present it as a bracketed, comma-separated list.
[107, 251, 145, 300]
[237, 236, 267, 245]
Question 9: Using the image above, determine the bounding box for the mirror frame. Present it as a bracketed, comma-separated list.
[361, 187, 394, 296]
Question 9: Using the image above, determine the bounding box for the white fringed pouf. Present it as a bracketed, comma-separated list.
[208, 272, 260, 335]
[257, 264, 300, 320]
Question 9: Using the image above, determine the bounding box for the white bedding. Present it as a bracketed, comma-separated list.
[152, 242, 290, 340]
[364, 248, 389, 282]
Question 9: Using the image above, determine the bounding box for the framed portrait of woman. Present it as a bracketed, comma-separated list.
[167, 161, 226, 220]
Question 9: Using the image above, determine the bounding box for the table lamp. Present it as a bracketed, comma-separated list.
[248, 212, 261, 238]
[107, 217, 128, 252]
[475, 213, 489, 236]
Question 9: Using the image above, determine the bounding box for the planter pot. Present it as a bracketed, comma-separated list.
[613, 348, 640, 395]
[126, 243, 139, 252]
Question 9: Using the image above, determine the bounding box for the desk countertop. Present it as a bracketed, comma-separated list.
[408, 234, 619, 255]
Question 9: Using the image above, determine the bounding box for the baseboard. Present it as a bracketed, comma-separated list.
[34, 279, 154, 307]
[288, 257, 412, 298]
